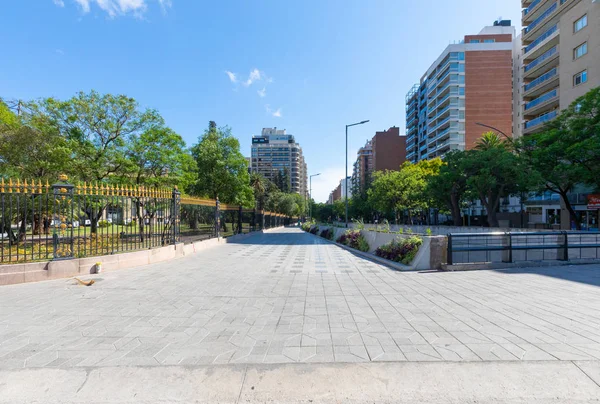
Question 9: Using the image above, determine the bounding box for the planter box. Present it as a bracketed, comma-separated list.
[310, 225, 447, 271]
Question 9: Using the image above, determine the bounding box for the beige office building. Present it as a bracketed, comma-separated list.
[518, 0, 599, 136]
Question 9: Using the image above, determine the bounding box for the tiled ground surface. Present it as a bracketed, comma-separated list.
[1, 227, 600, 368]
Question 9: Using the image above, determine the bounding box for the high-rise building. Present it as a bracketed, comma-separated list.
[327, 177, 352, 204]
[372, 126, 407, 171]
[406, 21, 515, 163]
[250, 128, 308, 197]
[351, 139, 372, 192]
[517, 0, 599, 136]
[518, 0, 600, 230]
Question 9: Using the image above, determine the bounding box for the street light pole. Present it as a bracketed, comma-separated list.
[345, 120, 369, 228]
[309, 173, 321, 221]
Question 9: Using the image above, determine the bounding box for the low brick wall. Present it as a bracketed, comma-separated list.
[0, 228, 280, 286]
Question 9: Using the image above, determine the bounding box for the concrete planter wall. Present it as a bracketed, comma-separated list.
[334, 222, 543, 235]
[0, 228, 282, 287]
[313, 225, 446, 271]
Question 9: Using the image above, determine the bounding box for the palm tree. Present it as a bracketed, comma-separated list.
[250, 173, 266, 210]
[475, 131, 509, 151]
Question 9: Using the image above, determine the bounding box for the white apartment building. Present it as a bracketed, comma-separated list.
[250, 128, 308, 198]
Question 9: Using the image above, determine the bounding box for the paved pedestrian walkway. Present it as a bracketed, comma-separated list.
[1, 227, 600, 368]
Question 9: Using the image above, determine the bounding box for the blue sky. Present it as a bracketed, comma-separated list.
[1, 0, 521, 202]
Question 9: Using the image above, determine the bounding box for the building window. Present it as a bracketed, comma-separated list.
[573, 70, 588, 86]
[483, 39, 495, 43]
[469, 39, 480, 43]
[458, 52, 465, 61]
[574, 42, 588, 59]
[574, 15, 587, 33]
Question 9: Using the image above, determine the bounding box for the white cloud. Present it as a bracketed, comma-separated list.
[265, 105, 282, 118]
[58, 0, 169, 17]
[257, 87, 266, 97]
[310, 167, 347, 203]
[225, 70, 237, 83]
[158, 0, 172, 13]
[244, 68, 262, 87]
[74, 0, 90, 12]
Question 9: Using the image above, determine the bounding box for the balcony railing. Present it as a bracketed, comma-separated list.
[524, 46, 557, 72]
[525, 110, 558, 129]
[525, 24, 557, 54]
[525, 2, 557, 34]
[524, 68, 557, 92]
[523, 0, 542, 16]
[525, 89, 557, 110]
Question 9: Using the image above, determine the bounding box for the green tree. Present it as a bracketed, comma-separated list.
[250, 173, 267, 210]
[126, 126, 196, 190]
[190, 121, 253, 207]
[551, 87, 600, 191]
[368, 159, 442, 224]
[426, 151, 468, 226]
[0, 100, 71, 180]
[41, 90, 162, 183]
[38, 90, 164, 234]
[463, 132, 528, 227]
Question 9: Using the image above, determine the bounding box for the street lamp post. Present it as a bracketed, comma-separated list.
[345, 120, 369, 228]
[309, 173, 321, 221]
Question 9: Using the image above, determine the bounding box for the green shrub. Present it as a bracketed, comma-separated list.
[375, 236, 422, 265]
[97, 220, 111, 228]
[320, 228, 335, 240]
[425, 228, 432, 236]
[352, 218, 365, 230]
[337, 229, 369, 252]
[301, 222, 313, 232]
[381, 219, 391, 233]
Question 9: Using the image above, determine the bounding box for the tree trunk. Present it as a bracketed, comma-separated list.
[136, 201, 145, 243]
[559, 190, 581, 230]
[33, 214, 42, 235]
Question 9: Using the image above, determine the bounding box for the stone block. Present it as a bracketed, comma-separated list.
[48, 259, 80, 279]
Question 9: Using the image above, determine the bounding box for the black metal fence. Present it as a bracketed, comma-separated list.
[447, 231, 600, 265]
[1, 177, 291, 264]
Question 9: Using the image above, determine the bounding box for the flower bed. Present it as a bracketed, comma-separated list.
[375, 236, 422, 265]
[301, 222, 313, 232]
[319, 228, 334, 240]
[336, 230, 369, 252]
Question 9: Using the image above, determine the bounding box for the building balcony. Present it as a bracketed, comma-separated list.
[523, 67, 559, 97]
[523, 2, 557, 40]
[523, 24, 558, 59]
[524, 89, 559, 116]
[523, 46, 558, 78]
[522, 0, 551, 24]
[523, 110, 558, 134]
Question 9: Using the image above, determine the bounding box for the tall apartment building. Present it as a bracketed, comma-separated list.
[405, 21, 515, 163]
[351, 127, 407, 192]
[518, 0, 599, 136]
[250, 128, 308, 197]
[519, 0, 600, 230]
[372, 127, 407, 171]
[327, 177, 352, 204]
[351, 140, 373, 192]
